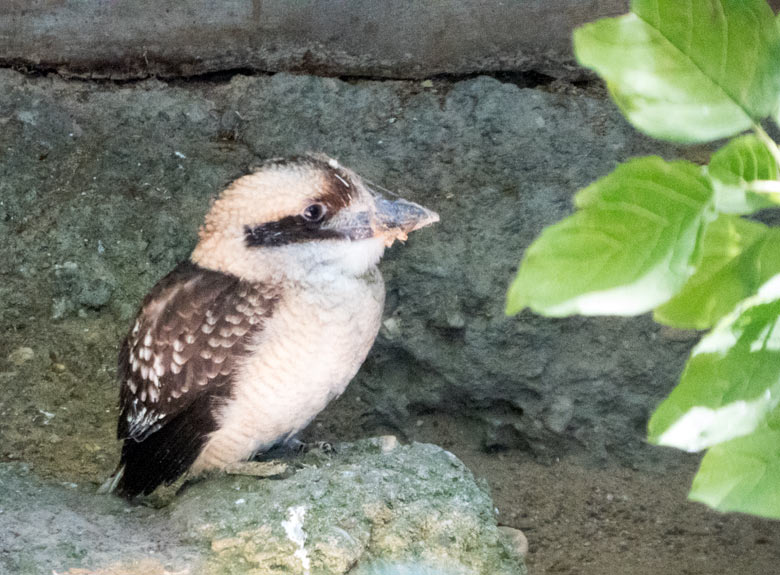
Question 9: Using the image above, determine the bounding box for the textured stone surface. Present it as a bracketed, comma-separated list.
[0, 0, 629, 80]
[0, 463, 203, 574]
[0, 68, 699, 480]
[0, 439, 525, 574]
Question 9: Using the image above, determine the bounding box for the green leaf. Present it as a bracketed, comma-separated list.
[653, 216, 780, 329]
[507, 157, 713, 316]
[690, 426, 780, 518]
[708, 135, 780, 214]
[649, 275, 780, 451]
[574, 0, 780, 143]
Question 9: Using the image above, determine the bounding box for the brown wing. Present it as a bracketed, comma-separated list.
[114, 261, 278, 497]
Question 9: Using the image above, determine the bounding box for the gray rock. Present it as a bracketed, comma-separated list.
[0, 463, 202, 575]
[176, 438, 525, 574]
[0, 439, 526, 574]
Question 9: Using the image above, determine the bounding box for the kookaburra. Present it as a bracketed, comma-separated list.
[103, 155, 438, 498]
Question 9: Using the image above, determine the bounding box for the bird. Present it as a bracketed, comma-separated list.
[101, 154, 439, 499]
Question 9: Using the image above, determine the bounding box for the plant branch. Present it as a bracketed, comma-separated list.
[753, 123, 780, 172]
[747, 180, 780, 195]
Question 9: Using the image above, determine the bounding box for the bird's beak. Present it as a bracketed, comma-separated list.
[324, 187, 439, 245]
[371, 196, 440, 246]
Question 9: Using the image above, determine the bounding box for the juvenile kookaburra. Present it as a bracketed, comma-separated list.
[104, 155, 438, 498]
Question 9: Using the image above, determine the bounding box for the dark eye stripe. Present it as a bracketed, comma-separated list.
[244, 216, 342, 247]
[242, 158, 356, 247]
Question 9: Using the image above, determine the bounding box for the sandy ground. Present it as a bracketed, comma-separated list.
[468, 452, 779, 575]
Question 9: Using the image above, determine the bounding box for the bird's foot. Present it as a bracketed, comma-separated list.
[289, 439, 336, 456]
[312, 440, 336, 454]
[224, 460, 289, 478]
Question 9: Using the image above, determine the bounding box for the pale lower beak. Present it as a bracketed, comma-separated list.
[326, 194, 439, 245]
[372, 197, 439, 245]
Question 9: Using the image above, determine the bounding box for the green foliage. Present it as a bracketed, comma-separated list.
[690, 428, 780, 516]
[708, 135, 780, 214]
[573, 0, 780, 143]
[653, 216, 780, 329]
[507, 158, 713, 316]
[649, 282, 780, 451]
[507, 0, 780, 518]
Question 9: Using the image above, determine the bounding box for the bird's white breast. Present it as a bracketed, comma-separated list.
[191, 266, 385, 471]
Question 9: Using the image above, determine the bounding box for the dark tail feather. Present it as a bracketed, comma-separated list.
[110, 394, 221, 499]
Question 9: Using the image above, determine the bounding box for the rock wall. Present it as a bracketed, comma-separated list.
[0, 68, 698, 472]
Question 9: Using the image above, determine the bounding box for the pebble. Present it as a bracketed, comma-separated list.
[498, 526, 529, 557]
[7, 347, 34, 366]
[378, 435, 399, 453]
[381, 317, 401, 339]
[544, 396, 574, 434]
[446, 311, 466, 329]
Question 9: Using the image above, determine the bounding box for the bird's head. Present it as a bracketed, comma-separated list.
[191, 155, 439, 283]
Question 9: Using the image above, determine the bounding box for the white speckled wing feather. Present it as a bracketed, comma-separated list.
[118, 261, 278, 441]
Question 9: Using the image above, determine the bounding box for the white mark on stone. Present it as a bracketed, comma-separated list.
[282, 505, 310, 574]
[38, 409, 55, 424]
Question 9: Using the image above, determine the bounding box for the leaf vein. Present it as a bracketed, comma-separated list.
[633, 5, 755, 122]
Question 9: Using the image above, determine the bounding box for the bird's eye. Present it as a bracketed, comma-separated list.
[303, 203, 326, 222]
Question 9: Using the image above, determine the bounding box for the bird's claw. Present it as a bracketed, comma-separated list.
[289, 439, 336, 456]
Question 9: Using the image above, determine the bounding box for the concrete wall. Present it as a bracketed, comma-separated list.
[1, 0, 629, 79]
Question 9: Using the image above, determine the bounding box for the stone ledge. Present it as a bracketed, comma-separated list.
[0, 0, 628, 80]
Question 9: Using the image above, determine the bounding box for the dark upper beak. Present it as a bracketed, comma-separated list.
[324, 189, 439, 244]
[372, 197, 440, 237]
